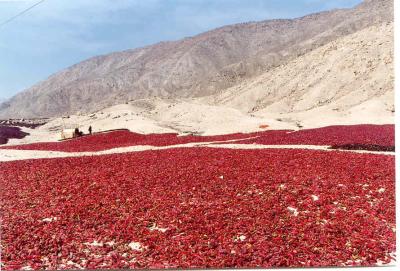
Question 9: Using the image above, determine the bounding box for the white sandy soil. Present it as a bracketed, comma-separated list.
[0, 141, 394, 162]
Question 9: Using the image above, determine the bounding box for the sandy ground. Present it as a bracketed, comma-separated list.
[0, 140, 394, 162]
[4, 99, 298, 146]
[4, 94, 394, 148]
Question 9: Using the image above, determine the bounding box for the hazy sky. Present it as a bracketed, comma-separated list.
[0, 0, 362, 99]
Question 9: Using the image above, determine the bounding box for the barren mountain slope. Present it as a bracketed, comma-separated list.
[0, 0, 393, 118]
[7, 22, 395, 144]
[204, 22, 394, 126]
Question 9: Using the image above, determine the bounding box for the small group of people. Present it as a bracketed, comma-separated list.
[73, 125, 92, 138]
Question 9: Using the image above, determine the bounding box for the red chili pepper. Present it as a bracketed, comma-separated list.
[0, 141, 395, 269]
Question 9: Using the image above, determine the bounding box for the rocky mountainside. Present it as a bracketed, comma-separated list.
[205, 22, 394, 114]
[21, 20, 393, 141]
[0, 0, 393, 118]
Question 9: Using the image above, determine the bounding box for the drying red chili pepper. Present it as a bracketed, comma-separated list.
[0, 147, 395, 269]
[1, 124, 393, 152]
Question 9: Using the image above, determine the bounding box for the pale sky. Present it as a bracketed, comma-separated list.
[0, 0, 362, 99]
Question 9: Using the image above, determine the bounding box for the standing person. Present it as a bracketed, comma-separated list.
[74, 127, 79, 138]
[88, 126, 92, 135]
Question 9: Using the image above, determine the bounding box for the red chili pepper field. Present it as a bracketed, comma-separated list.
[1, 125, 394, 152]
[0, 125, 396, 269]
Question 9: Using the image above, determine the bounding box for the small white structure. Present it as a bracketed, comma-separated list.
[61, 128, 76, 140]
[60, 116, 81, 140]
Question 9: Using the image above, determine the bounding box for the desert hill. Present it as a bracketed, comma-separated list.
[11, 20, 393, 145]
[0, 0, 393, 118]
[204, 22, 394, 127]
